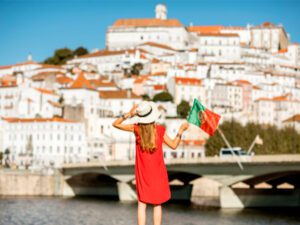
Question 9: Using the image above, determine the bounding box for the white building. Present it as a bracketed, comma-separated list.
[197, 33, 241, 62]
[0, 117, 87, 168]
[0, 76, 62, 119]
[282, 114, 300, 133]
[67, 48, 148, 74]
[98, 90, 141, 117]
[60, 72, 100, 139]
[167, 77, 206, 105]
[254, 94, 300, 127]
[212, 82, 243, 112]
[106, 4, 188, 50]
[250, 22, 288, 53]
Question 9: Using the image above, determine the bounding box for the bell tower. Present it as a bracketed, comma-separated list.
[155, 4, 167, 20]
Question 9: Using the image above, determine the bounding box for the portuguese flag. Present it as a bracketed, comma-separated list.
[187, 99, 221, 136]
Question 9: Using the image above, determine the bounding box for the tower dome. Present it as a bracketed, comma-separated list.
[155, 4, 167, 20]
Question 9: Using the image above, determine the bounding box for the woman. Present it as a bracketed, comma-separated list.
[112, 101, 189, 225]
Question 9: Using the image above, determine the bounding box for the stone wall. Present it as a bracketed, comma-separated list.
[0, 169, 64, 196]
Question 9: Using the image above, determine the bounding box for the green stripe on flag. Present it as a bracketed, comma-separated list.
[187, 99, 205, 127]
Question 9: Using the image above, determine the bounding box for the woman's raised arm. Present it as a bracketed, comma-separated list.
[163, 121, 189, 150]
[112, 104, 138, 132]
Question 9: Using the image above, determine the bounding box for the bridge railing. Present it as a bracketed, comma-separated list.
[62, 154, 300, 168]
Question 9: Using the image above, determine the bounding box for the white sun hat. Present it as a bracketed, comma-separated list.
[131, 101, 161, 124]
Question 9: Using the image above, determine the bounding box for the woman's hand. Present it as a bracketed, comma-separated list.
[128, 103, 138, 117]
[163, 120, 190, 150]
[179, 120, 189, 134]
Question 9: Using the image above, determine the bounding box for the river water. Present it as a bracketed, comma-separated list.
[0, 197, 299, 225]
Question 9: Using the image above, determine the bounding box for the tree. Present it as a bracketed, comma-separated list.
[141, 94, 151, 101]
[205, 120, 300, 156]
[44, 47, 89, 65]
[73, 47, 88, 57]
[153, 91, 173, 102]
[130, 63, 143, 75]
[177, 100, 191, 118]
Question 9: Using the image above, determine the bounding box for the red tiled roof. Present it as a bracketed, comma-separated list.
[1, 116, 76, 123]
[282, 114, 300, 123]
[175, 77, 202, 85]
[0, 80, 17, 88]
[255, 94, 297, 102]
[252, 85, 262, 90]
[0, 60, 39, 70]
[69, 72, 94, 89]
[151, 58, 160, 63]
[251, 22, 282, 29]
[199, 33, 239, 37]
[134, 76, 150, 84]
[90, 79, 116, 87]
[0, 75, 17, 87]
[187, 26, 224, 34]
[182, 139, 206, 146]
[56, 75, 73, 84]
[233, 79, 252, 85]
[99, 90, 140, 99]
[149, 72, 167, 76]
[153, 85, 166, 91]
[113, 18, 183, 27]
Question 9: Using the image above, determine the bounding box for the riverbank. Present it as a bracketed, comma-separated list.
[0, 169, 220, 207]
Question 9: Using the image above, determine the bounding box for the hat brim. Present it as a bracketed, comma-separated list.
[130, 102, 161, 124]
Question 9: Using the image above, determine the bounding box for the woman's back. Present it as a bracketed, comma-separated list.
[133, 123, 171, 204]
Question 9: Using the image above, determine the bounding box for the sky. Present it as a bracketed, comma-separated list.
[0, 0, 300, 66]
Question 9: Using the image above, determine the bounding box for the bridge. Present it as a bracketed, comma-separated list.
[60, 155, 300, 208]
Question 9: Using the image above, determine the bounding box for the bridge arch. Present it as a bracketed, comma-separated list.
[66, 172, 120, 199]
[231, 170, 300, 189]
[225, 170, 300, 207]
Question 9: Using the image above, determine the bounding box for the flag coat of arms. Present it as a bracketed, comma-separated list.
[187, 99, 221, 136]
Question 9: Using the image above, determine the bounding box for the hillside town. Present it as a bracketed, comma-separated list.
[0, 4, 300, 169]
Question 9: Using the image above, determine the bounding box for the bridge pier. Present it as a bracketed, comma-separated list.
[62, 175, 75, 197]
[111, 175, 137, 202]
[117, 182, 137, 202]
[219, 185, 244, 208]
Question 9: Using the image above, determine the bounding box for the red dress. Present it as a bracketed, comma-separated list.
[133, 123, 171, 204]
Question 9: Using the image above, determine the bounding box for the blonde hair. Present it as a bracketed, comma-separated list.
[138, 123, 157, 153]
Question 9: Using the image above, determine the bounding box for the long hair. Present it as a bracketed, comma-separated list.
[138, 123, 157, 153]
